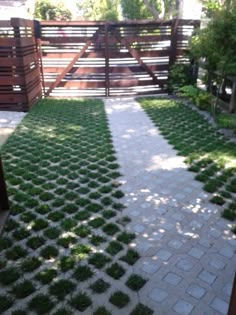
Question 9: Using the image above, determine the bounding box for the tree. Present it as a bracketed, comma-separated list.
[190, 2, 236, 112]
[121, 0, 177, 20]
[77, 0, 120, 21]
[34, 0, 72, 20]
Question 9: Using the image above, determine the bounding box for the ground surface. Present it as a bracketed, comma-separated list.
[0, 97, 235, 315]
[105, 97, 236, 315]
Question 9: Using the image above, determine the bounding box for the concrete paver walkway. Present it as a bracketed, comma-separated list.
[0, 111, 26, 146]
[105, 97, 236, 315]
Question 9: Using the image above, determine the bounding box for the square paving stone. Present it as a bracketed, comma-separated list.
[209, 228, 221, 239]
[168, 240, 183, 250]
[190, 220, 203, 229]
[219, 247, 234, 259]
[173, 300, 194, 315]
[198, 270, 217, 285]
[209, 259, 225, 270]
[188, 247, 204, 259]
[186, 284, 206, 299]
[222, 283, 232, 297]
[132, 224, 145, 233]
[149, 287, 168, 303]
[164, 273, 182, 286]
[156, 249, 172, 261]
[176, 259, 193, 272]
[211, 297, 228, 314]
[141, 261, 161, 275]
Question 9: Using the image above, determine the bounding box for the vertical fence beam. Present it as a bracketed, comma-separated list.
[0, 156, 9, 212]
[169, 18, 179, 68]
[228, 273, 236, 315]
[105, 23, 110, 97]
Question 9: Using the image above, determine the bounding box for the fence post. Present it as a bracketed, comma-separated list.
[11, 18, 29, 111]
[228, 273, 236, 315]
[169, 18, 179, 68]
[105, 23, 110, 97]
[0, 156, 9, 212]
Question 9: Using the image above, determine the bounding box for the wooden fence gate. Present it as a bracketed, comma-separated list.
[40, 19, 199, 98]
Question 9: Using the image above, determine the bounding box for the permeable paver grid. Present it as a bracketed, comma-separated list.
[105, 97, 236, 315]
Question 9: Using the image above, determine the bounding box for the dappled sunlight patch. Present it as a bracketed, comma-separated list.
[0, 98, 150, 314]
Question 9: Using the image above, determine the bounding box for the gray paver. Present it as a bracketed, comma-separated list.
[164, 272, 182, 286]
[149, 287, 168, 302]
[156, 249, 172, 261]
[211, 298, 228, 314]
[173, 300, 194, 315]
[188, 247, 204, 259]
[105, 97, 236, 315]
[176, 258, 194, 271]
[198, 270, 217, 285]
[186, 284, 206, 299]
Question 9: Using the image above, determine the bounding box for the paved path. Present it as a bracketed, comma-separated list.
[0, 111, 26, 146]
[105, 97, 236, 315]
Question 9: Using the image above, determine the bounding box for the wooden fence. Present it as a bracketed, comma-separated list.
[0, 18, 42, 111]
[40, 19, 199, 97]
[0, 18, 199, 109]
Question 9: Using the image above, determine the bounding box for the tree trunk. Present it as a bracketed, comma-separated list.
[229, 81, 236, 113]
[143, 0, 160, 19]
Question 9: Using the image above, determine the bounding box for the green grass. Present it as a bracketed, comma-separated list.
[102, 223, 120, 235]
[28, 294, 55, 315]
[130, 303, 154, 315]
[93, 306, 112, 315]
[126, 274, 147, 291]
[21, 257, 41, 272]
[40, 245, 58, 259]
[120, 249, 140, 265]
[0, 98, 142, 314]
[90, 279, 110, 294]
[117, 232, 136, 244]
[0, 267, 20, 285]
[88, 253, 111, 269]
[35, 269, 57, 284]
[106, 241, 124, 256]
[216, 113, 236, 132]
[109, 291, 130, 308]
[70, 293, 92, 312]
[59, 256, 75, 272]
[49, 279, 76, 299]
[0, 295, 14, 313]
[73, 265, 94, 281]
[106, 262, 126, 279]
[139, 97, 236, 227]
[11, 280, 35, 298]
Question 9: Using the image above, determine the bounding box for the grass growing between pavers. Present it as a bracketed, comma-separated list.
[0, 99, 150, 315]
[139, 97, 236, 232]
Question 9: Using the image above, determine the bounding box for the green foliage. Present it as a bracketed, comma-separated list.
[130, 303, 154, 315]
[216, 113, 236, 132]
[109, 291, 130, 308]
[12, 280, 35, 298]
[28, 294, 55, 315]
[125, 274, 147, 291]
[49, 280, 76, 299]
[77, 0, 120, 21]
[106, 262, 126, 279]
[168, 63, 195, 92]
[90, 279, 110, 293]
[178, 85, 212, 110]
[73, 265, 94, 281]
[93, 307, 112, 315]
[190, 4, 236, 77]
[0, 295, 13, 313]
[70, 293, 92, 312]
[34, 0, 72, 20]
